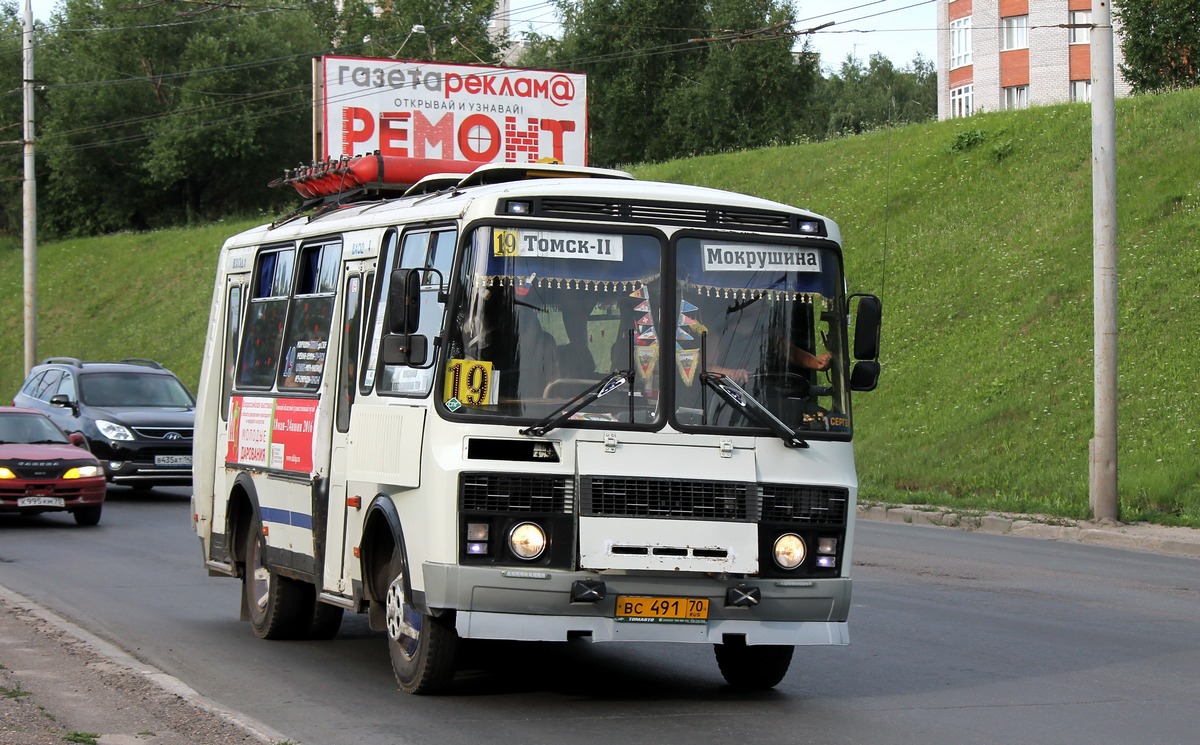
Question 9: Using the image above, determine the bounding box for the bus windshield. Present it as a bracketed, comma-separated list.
[442, 227, 851, 437]
[442, 227, 663, 424]
[672, 237, 851, 436]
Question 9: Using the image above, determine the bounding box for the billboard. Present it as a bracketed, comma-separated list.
[320, 56, 587, 167]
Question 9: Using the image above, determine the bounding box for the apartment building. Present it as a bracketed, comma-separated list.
[937, 0, 1132, 119]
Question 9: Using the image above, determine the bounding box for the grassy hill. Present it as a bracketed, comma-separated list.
[2, 88, 1197, 526]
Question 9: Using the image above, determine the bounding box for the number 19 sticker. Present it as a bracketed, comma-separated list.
[445, 359, 495, 406]
[493, 230, 519, 257]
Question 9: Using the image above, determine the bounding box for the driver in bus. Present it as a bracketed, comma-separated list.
[701, 296, 831, 385]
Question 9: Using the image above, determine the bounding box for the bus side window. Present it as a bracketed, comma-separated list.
[221, 284, 243, 421]
[237, 246, 294, 390]
[278, 242, 340, 391]
[337, 273, 363, 432]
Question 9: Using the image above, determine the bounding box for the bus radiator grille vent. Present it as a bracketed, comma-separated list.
[759, 484, 849, 526]
[459, 472, 573, 513]
[581, 477, 749, 521]
[535, 198, 799, 233]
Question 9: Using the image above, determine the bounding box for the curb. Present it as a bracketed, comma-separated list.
[857, 503, 1200, 559]
[0, 584, 293, 745]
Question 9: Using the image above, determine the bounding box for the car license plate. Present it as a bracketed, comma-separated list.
[18, 496, 65, 508]
[614, 596, 709, 624]
[155, 455, 192, 466]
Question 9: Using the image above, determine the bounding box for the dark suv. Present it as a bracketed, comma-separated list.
[13, 358, 195, 490]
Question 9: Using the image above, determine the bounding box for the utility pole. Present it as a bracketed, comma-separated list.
[1089, 0, 1118, 521]
[22, 0, 37, 376]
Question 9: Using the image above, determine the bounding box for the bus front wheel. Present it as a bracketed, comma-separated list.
[384, 550, 458, 694]
[714, 640, 794, 690]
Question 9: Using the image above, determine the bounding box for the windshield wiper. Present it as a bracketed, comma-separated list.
[520, 370, 633, 437]
[699, 372, 809, 449]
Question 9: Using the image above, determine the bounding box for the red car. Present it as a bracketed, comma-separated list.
[0, 406, 106, 526]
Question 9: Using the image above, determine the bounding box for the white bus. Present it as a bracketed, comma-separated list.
[192, 161, 882, 694]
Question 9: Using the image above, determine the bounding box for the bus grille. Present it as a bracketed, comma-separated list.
[760, 484, 848, 525]
[535, 198, 804, 234]
[460, 473, 573, 513]
[582, 477, 750, 520]
[581, 477, 848, 525]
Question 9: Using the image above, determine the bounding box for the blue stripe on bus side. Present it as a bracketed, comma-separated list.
[259, 506, 314, 530]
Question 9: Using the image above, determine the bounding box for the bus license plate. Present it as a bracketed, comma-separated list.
[18, 496, 65, 508]
[614, 596, 709, 624]
[155, 455, 191, 466]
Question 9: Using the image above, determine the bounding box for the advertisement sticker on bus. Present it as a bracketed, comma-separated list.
[322, 57, 588, 166]
[226, 396, 318, 473]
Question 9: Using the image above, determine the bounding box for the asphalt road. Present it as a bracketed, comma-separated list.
[1, 487, 1197, 745]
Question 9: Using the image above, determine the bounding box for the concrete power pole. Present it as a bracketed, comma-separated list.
[22, 0, 37, 376]
[1089, 0, 1119, 521]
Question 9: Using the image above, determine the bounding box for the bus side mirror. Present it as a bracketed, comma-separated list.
[387, 269, 422, 334]
[850, 294, 881, 362]
[850, 360, 880, 392]
[848, 294, 881, 392]
[380, 334, 428, 366]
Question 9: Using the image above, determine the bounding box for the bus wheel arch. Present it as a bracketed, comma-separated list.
[361, 495, 459, 695]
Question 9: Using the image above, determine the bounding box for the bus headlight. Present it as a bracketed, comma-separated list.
[773, 533, 807, 570]
[508, 522, 547, 560]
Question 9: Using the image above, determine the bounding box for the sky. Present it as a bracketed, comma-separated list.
[22, 0, 938, 72]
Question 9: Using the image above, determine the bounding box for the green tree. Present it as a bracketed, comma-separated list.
[529, 0, 709, 166]
[0, 4, 28, 238]
[820, 53, 936, 137]
[663, 0, 821, 156]
[327, 0, 508, 65]
[35, 0, 324, 235]
[1114, 0, 1200, 92]
[522, 0, 824, 166]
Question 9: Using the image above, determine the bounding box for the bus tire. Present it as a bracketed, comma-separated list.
[713, 641, 794, 690]
[384, 549, 457, 694]
[308, 601, 345, 640]
[243, 514, 308, 640]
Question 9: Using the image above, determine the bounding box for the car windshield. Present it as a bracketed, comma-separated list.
[0, 412, 69, 444]
[79, 372, 195, 408]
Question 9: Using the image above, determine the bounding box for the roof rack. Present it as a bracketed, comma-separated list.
[117, 358, 163, 369]
[42, 357, 82, 368]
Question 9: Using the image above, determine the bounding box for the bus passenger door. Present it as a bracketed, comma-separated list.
[323, 267, 370, 593]
[211, 276, 246, 560]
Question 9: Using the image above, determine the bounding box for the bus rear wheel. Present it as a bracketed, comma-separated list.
[243, 515, 308, 640]
[714, 640, 794, 690]
[384, 550, 458, 694]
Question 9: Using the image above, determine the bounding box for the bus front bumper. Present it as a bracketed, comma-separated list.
[422, 563, 852, 646]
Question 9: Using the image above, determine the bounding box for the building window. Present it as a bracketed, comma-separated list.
[950, 84, 974, 118]
[950, 17, 972, 69]
[1002, 85, 1029, 110]
[1070, 80, 1092, 102]
[1069, 10, 1092, 44]
[1001, 16, 1028, 51]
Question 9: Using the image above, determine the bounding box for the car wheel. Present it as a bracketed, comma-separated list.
[383, 548, 458, 694]
[713, 640, 794, 690]
[73, 505, 102, 527]
[242, 513, 308, 640]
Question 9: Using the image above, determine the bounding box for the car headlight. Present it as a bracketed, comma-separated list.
[508, 522, 547, 560]
[96, 420, 134, 441]
[0, 467, 15, 479]
[64, 465, 102, 479]
[773, 533, 807, 570]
